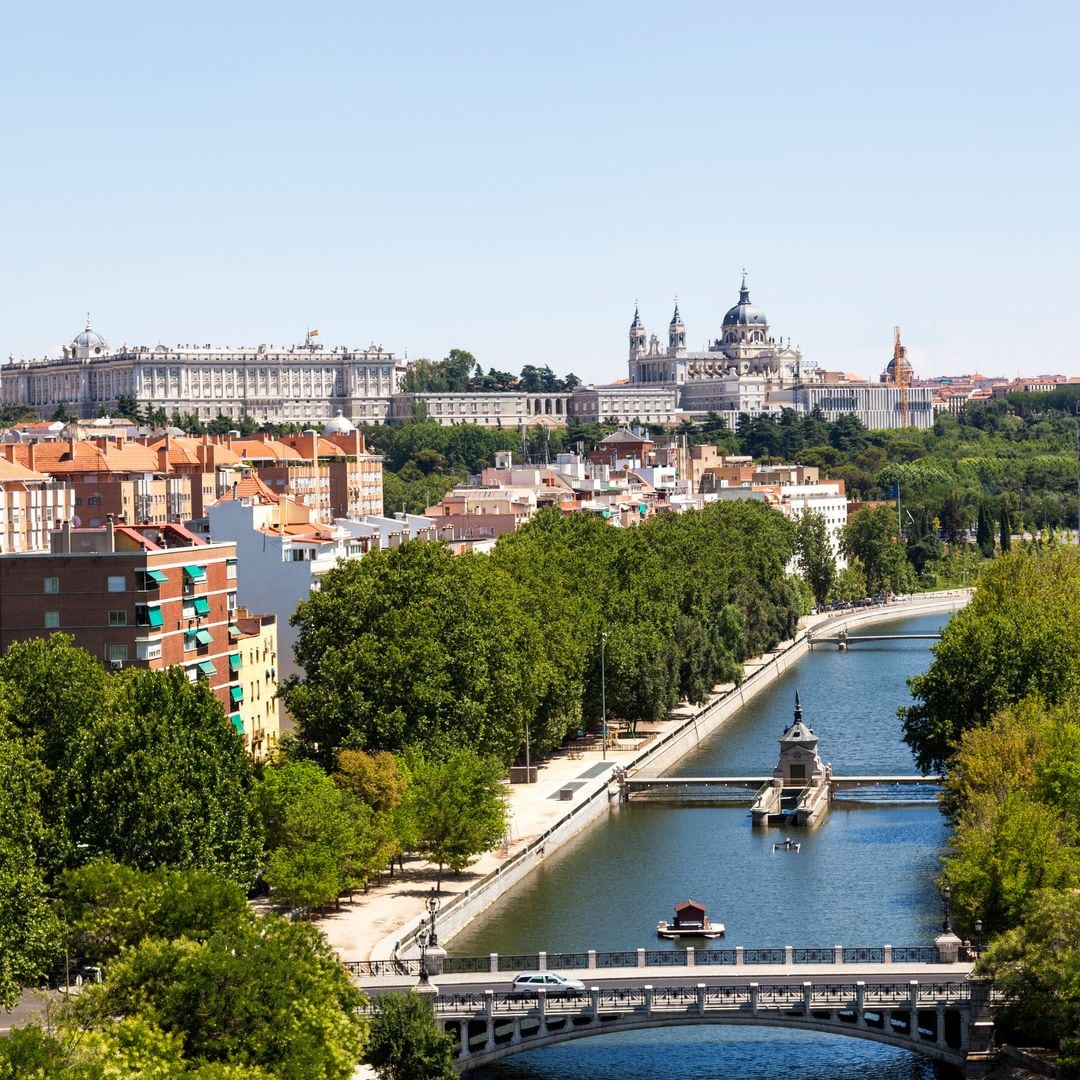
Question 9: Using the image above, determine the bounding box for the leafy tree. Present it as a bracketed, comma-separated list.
[976, 503, 995, 557]
[365, 992, 456, 1080]
[78, 915, 368, 1078]
[402, 746, 508, 890]
[62, 667, 263, 886]
[901, 548, 1080, 772]
[794, 510, 836, 607]
[334, 749, 407, 813]
[0, 722, 60, 1008]
[999, 501, 1012, 553]
[841, 506, 912, 596]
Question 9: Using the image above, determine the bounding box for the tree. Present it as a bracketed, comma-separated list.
[977, 503, 996, 557]
[999, 501, 1012, 553]
[365, 992, 456, 1080]
[402, 746, 508, 890]
[901, 548, 1080, 772]
[0, 722, 60, 1008]
[78, 915, 368, 1077]
[62, 667, 263, 886]
[841, 506, 912, 596]
[794, 510, 837, 607]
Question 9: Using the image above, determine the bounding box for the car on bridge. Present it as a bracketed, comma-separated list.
[510, 972, 586, 998]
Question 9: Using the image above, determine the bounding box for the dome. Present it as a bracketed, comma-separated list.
[323, 410, 356, 435]
[722, 278, 767, 328]
[73, 317, 107, 352]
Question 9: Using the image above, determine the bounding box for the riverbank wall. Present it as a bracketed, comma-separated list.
[383, 592, 969, 961]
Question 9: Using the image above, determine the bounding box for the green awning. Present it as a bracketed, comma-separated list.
[226, 557, 237, 566]
[229, 686, 244, 703]
[228, 624, 242, 639]
[228, 653, 241, 672]
[146, 605, 164, 628]
[192, 597, 211, 616]
[197, 660, 217, 677]
[194, 628, 213, 646]
[146, 569, 168, 585]
[183, 565, 206, 582]
[230, 712, 244, 734]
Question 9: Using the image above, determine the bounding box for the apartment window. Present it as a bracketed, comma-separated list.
[107, 575, 126, 593]
[107, 644, 129, 662]
[108, 610, 127, 626]
[44, 611, 60, 629]
[44, 576, 59, 594]
[226, 557, 237, 581]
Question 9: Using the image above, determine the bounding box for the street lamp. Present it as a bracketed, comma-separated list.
[417, 923, 430, 985]
[600, 629, 607, 762]
[426, 889, 441, 948]
[941, 885, 953, 934]
[973, 917, 983, 958]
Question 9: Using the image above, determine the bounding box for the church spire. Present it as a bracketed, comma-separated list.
[739, 269, 750, 304]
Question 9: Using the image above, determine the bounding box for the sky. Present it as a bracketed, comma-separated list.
[2, 1, 1078, 385]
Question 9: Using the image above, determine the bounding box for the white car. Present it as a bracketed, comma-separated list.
[510, 972, 586, 997]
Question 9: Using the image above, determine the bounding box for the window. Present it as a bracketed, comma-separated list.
[194, 628, 213, 646]
[143, 569, 168, 588]
[107, 575, 126, 593]
[192, 597, 210, 617]
[109, 610, 127, 626]
[107, 644, 129, 662]
[44, 611, 60, 629]
[44, 576, 59, 594]
[136, 604, 163, 628]
[184, 631, 197, 652]
[226, 557, 237, 580]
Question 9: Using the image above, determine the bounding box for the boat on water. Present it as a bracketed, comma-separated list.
[656, 899, 725, 939]
[773, 836, 801, 852]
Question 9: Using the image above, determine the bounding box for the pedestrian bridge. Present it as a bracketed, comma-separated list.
[351, 949, 997, 1076]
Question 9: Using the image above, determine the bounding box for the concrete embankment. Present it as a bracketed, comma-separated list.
[372, 591, 968, 962]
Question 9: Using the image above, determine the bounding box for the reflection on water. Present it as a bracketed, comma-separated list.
[452, 612, 953, 1077]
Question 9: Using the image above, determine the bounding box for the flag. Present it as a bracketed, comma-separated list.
[890, 482, 900, 499]
[308, 329, 319, 338]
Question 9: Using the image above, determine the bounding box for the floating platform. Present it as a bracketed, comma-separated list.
[657, 900, 725, 939]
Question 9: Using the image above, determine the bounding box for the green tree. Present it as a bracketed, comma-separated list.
[79, 915, 367, 1078]
[841, 506, 912, 596]
[62, 667, 263, 886]
[977, 502, 995, 557]
[0, 722, 60, 1008]
[365, 992, 456, 1080]
[402, 746, 508, 889]
[999, 501, 1012, 553]
[794, 510, 837, 607]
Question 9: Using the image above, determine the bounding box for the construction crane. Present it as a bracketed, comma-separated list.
[892, 326, 910, 427]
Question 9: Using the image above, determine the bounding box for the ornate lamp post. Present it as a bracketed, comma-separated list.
[973, 917, 983, 958]
[427, 889, 441, 948]
[941, 884, 952, 933]
[600, 630, 607, 761]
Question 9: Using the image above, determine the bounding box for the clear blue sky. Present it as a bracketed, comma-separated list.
[2, 1, 1077, 384]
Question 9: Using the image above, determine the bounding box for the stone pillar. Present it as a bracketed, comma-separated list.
[855, 981, 866, 1011]
[834, 945, 844, 965]
[589, 987, 601, 1019]
[637, 948, 646, 968]
[935, 930, 962, 964]
[936, 1002, 947, 1047]
[784, 945, 794, 966]
[883, 945, 893, 964]
[749, 982, 759, 1013]
[425, 943, 446, 978]
[735, 946, 745, 966]
[909, 980, 920, 1012]
[587, 949, 597, 970]
[686, 946, 695, 968]
[538, 951, 547, 972]
[644, 984, 654, 1014]
[802, 982, 813, 1013]
[537, 988, 547, 1029]
[489, 953, 499, 974]
[697, 983, 707, 1014]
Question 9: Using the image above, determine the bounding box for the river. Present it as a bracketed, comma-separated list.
[450, 611, 954, 1079]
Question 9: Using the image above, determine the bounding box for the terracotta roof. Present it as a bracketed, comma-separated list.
[20, 440, 158, 476]
[146, 436, 243, 468]
[0, 458, 53, 483]
[228, 439, 305, 463]
[213, 474, 279, 505]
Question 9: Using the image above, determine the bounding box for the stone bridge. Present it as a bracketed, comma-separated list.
[352, 948, 997, 1076]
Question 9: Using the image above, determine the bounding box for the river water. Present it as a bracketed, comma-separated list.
[451, 611, 954, 1079]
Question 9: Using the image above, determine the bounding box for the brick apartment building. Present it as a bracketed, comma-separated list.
[0, 518, 255, 734]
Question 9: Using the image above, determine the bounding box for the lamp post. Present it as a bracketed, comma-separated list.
[941, 885, 952, 934]
[600, 629, 607, 762]
[973, 917, 983, 958]
[417, 923, 430, 985]
[426, 889, 441, 948]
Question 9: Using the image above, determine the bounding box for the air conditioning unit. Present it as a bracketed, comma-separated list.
[110, 660, 124, 671]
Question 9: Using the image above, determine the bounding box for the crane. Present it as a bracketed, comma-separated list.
[893, 326, 910, 427]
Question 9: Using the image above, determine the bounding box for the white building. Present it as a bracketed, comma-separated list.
[2, 320, 406, 425]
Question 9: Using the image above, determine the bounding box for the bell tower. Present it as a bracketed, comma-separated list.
[667, 300, 686, 358]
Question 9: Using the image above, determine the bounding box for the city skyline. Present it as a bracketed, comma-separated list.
[2, 2, 1077, 384]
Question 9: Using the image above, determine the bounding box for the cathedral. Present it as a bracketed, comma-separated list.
[627, 275, 805, 389]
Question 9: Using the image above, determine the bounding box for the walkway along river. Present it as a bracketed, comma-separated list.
[450, 609, 958, 1080]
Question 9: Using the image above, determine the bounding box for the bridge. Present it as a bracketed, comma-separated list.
[809, 631, 943, 650]
[620, 775, 943, 806]
[350, 947, 996, 1076]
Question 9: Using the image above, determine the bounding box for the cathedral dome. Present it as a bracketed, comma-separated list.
[722, 277, 767, 328]
[73, 318, 107, 353]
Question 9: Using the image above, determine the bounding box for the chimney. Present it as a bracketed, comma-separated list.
[60, 518, 72, 552]
[106, 513, 115, 552]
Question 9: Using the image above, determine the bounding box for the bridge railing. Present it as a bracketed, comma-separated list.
[421, 979, 976, 1017]
[346, 944, 969, 979]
